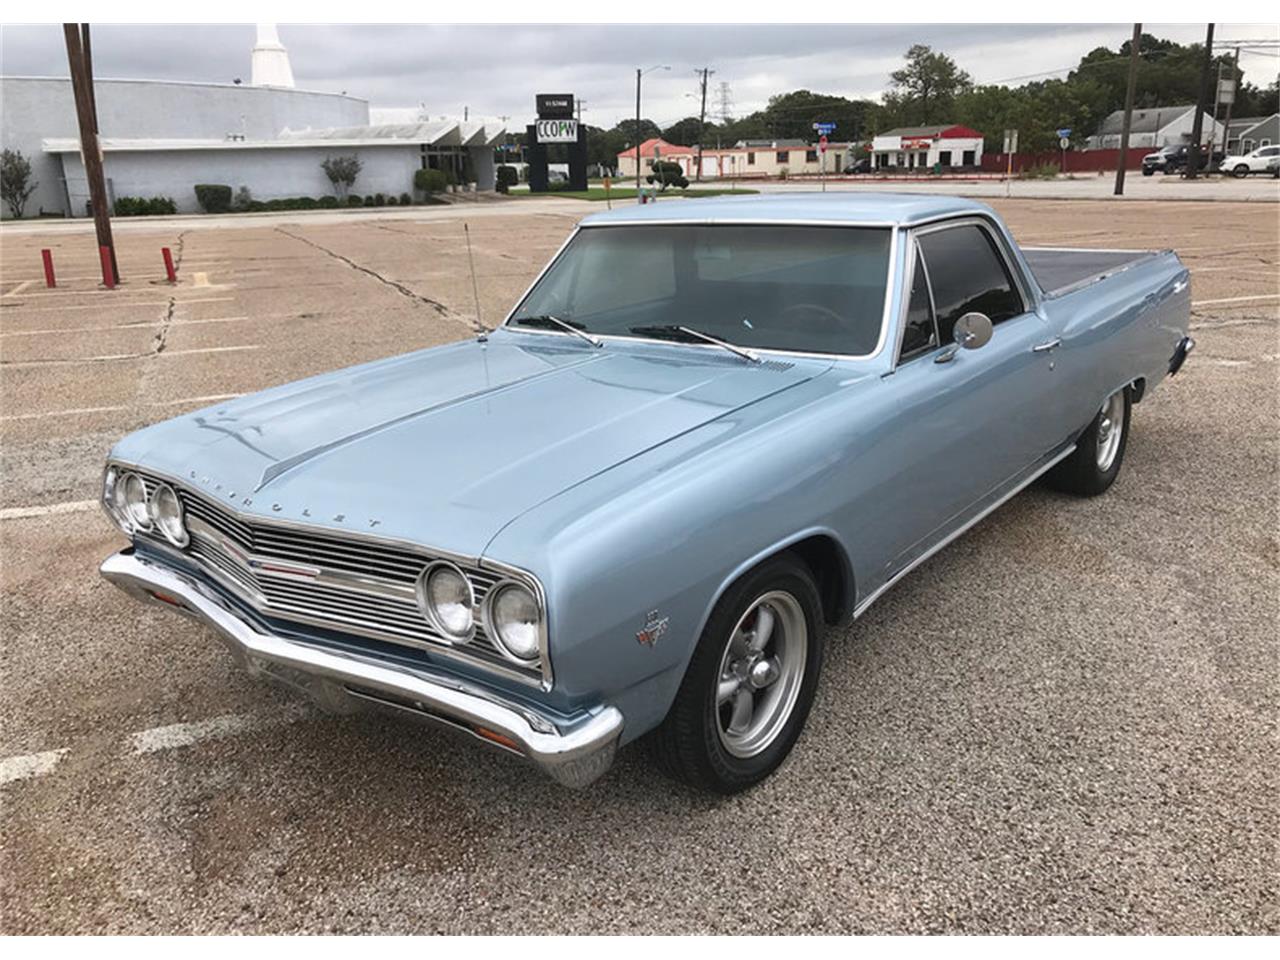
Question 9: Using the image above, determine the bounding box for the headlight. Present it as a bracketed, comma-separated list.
[118, 472, 151, 532]
[148, 482, 188, 547]
[488, 582, 542, 663]
[102, 465, 123, 522]
[417, 562, 474, 640]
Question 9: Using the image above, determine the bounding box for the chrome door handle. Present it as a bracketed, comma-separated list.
[1032, 338, 1062, 353]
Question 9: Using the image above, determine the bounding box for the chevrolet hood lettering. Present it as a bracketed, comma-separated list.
[114, 334, 825, 557]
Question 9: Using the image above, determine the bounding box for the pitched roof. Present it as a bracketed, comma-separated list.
[1095, 105, 1198, 136]
[876, 124, 983, 139]
[1227, 113, 1279, 137]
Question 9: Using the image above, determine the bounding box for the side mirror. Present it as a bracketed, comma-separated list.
[953, 312, 993, 350]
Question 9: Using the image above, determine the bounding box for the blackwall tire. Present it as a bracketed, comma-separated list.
[649, 554, 824, 794]
[1045, 387, 1131, 497]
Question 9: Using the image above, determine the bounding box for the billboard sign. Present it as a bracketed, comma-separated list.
[536, 94, 575, 119]
[536, 118, 579, 143]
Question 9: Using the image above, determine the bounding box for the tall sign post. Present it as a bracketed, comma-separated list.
[63, 22, 118, 285]
[1057, 128, 1072, 176]
[813, 122, 836, 193]
[527, 94, 586, 193]
[1002, 129, 1018, 197]
[1115, 23, 1142, 196]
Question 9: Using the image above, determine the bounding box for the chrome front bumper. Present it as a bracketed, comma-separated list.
[100, 549, 623, 788]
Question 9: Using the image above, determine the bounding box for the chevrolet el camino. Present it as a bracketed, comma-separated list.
[100, 195, 1194, 792]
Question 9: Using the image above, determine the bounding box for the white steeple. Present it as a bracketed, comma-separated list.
[251, 23, 295, 88]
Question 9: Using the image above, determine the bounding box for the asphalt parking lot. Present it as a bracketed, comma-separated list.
[1, 196, 1276, 934]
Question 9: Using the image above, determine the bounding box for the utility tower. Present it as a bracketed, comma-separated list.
[715, 80, 734, 124]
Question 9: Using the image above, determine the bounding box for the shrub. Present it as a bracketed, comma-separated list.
[1018, 162, 1060, 181]
[1, 148, 38, 218]
[232, 186, 253, 211]
[398, 192, 411, 205]
[777, 166, 789, 181]
[414, 168, 449, 195]
[319, 195, 339, 208]
[194, 183, 232, 213]
[321, 154, 362, 200]
[496, 165, 518, 194]
[646, 160, 689, 191]
[373, 192, 386, 206]
[347, 194, 363, 206]
[114, 195, 176, 216]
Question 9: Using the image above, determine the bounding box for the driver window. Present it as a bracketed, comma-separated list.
[899, 249, 937, 361]
[917, 224, 1023, 345]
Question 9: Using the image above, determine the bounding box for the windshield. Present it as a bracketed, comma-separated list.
[508, 224, 893, 356]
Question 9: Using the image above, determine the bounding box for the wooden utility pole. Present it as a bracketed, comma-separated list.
[1220, 46, 1241, 157]
[694, 67, 713, 182]
[1115, 23, 1143, 196]
[1186, 23, 1215, 180]
[63, 23, 118, 283]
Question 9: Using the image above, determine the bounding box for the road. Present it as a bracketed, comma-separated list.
[1, 196, 1276, 933]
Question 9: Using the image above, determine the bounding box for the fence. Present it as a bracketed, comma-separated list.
[980, 147, 1152, 175]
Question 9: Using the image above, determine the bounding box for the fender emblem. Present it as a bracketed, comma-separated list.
[636, 609, 669, 648]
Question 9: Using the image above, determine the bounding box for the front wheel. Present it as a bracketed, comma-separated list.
[1045, 387, 1131, 496]
[649, 554, 824, 794]
[1233, 164, 1251, 178]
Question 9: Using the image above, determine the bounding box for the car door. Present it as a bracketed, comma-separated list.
[875, 218, 1061, 575]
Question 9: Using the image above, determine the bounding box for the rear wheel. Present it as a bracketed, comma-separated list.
[1045, 387, 1131, 496]
[650, 554, 824, 794]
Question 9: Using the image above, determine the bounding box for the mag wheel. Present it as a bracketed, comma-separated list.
[1045, 386, 1131, 497]
[650, 554, 824, 794]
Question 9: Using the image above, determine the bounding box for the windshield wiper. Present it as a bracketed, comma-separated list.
[510, 314, 602, 348]
[629, 324, 760, 364]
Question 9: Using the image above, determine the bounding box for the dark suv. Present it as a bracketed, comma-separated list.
[1141, 144, 1225, 175]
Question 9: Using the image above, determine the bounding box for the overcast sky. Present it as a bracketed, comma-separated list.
[2, 23, 1276, 129]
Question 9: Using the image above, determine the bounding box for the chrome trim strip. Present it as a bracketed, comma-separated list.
[852, 444, 1076, 619]
[501, 221, 900, 364]
[100, 550, 622, 788]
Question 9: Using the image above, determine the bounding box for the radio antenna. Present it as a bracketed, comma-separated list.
[463, 222, 488, 337]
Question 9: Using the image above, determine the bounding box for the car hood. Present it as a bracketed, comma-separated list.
[114, 330, 825, 558]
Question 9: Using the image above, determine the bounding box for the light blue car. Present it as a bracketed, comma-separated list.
[100, 194, 1194, 792]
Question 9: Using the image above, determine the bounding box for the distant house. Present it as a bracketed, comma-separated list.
[1087, 105, 1225, 150]
[1225, 114, 1279, 156]
[616, 136, 856, 180]
[870, 125, 984, 170]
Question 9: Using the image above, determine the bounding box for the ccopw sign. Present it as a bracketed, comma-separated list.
[536, 119, 579, 143]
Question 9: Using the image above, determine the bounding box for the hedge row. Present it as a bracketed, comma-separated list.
[114, 196, 177, 216]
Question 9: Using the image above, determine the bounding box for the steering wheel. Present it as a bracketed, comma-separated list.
[778, 302, 845, 326]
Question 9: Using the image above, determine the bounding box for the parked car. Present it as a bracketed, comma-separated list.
[100, 195, 1194, 793]
[1141, 144, 1225, 175]
[1224, 145, 1280, 178]
[843, 157, 872, 174]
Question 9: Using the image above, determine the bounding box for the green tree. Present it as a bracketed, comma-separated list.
[663, 116, 705, 146]
[1, 148, 38, 219]
[321, 155, 361, 200]
[886, 44, 973, 126]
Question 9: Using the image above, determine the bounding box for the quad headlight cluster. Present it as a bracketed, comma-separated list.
[102, 466, 189, 547]
[415, 562, 542, 665]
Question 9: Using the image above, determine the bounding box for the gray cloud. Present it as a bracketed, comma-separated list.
[2, 23, 1272, 130]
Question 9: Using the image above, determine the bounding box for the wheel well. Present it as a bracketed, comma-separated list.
[786, 534, 853, 625]
[1130, 377, 1146, 404]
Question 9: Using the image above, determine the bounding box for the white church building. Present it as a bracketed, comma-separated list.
[0, 25, 506, 217]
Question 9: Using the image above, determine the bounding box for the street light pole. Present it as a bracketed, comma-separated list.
[635, 65, 669, 200]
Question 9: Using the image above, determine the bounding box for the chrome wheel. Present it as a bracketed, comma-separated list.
[1095, 390, 1125, 471]
[714, 590, 808, 759]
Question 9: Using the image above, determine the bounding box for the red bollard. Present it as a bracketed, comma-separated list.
[99, 245, 116, 289]
[41, 249, 56, 288]
[161, 246, 177, 283]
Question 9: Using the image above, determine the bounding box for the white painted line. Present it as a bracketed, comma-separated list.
[0, 316, 249, 338]
[0, 392, 241, 422]
[3, 279, 35, 297]
[129, 705, 306, 755]
[193, 272, 210, 287]
[0, 344, 259, 367]
[0, 499, 99, 521]
[0, 296, 234, 313]
[1193, 294, 1280, 307]
[162, 344, 260, 357]
[0, 748, 69, 786]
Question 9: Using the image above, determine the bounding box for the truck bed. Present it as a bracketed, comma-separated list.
[1021, 247, 1161, 298]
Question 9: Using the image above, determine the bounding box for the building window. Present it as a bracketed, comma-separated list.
[775, 150, 787, 163]
[1263, 139, 1272, 147]
[939, 150, 952, 166]
[806, 149, 818, 163]
[1243, 139, 1255, 152]
[747, 152, 756, 165]
[962, 150, 975, 166]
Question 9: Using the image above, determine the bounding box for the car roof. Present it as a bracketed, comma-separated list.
[579, 192, 995, 228]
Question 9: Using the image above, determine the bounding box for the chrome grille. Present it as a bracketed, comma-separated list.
[132, 471, 538, 681]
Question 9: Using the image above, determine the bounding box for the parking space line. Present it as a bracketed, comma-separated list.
[0, 392, 241, 422]
[1, 344, 260, 367]
[0, 749, 70, 786]
[0, 316, 249, 338]
[1193, 294, 1280, 307]
[129, 705, 306, 755]
[4, 280, 35, 297]
[1, 296, 234, 313]
[0, 500, 99, 521]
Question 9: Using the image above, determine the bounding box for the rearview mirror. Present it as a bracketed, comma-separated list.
[953, 312, 993, 350]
